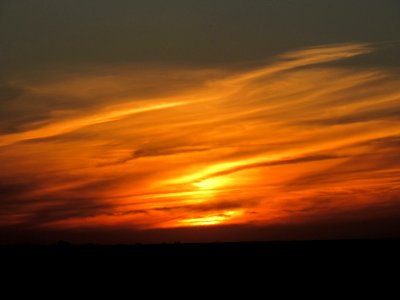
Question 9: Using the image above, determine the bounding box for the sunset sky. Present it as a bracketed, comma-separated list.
[1, 0, 400, 243]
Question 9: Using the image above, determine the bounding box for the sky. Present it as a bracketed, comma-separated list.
[1, 1, 400, 244]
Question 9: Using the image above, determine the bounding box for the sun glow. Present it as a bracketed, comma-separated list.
[193, 177, 230, 190]
[178, 210, 242, 226]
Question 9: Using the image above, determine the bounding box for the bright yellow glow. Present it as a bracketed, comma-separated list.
[179, 210, 242, 226]
[193, 177, 230, 190]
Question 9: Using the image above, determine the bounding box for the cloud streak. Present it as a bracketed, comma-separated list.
[1, 42, 400, 234]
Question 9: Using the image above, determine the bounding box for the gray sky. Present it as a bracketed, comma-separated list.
[1, 0, 400, 75]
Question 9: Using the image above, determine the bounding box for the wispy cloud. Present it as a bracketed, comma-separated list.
[1, 43, 400, 231]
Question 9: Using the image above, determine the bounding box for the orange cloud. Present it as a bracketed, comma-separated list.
[1, 43, 400, 233]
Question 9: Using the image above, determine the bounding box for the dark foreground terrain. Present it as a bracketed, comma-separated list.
[2, 239, 397, 292]
[2, 239, 400, 270]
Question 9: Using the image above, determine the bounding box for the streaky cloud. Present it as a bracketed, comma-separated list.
[0, 42, 400, 231]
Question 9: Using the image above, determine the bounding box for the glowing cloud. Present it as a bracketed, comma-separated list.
[0, 43, 400, 234]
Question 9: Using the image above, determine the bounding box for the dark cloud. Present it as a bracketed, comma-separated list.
[0, 83, 73, 134]
[99, 146, 213, 166]
[364, 135, 400, 149]
[300, 104, 400, 126]
[284, 189, 400, 228]
[154, 198, 259, 213]
[0, 175, 134, 228]
[0, 83, 44, 134]
[0, 66, 219, 137]
[0, 181, 40, 203]
[2, 199, 400, 244]
[105, 198, 260, 223]
[286, 136, 400, 189]
[132, 146, 211, 159]
[20, 197, 114, 228]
